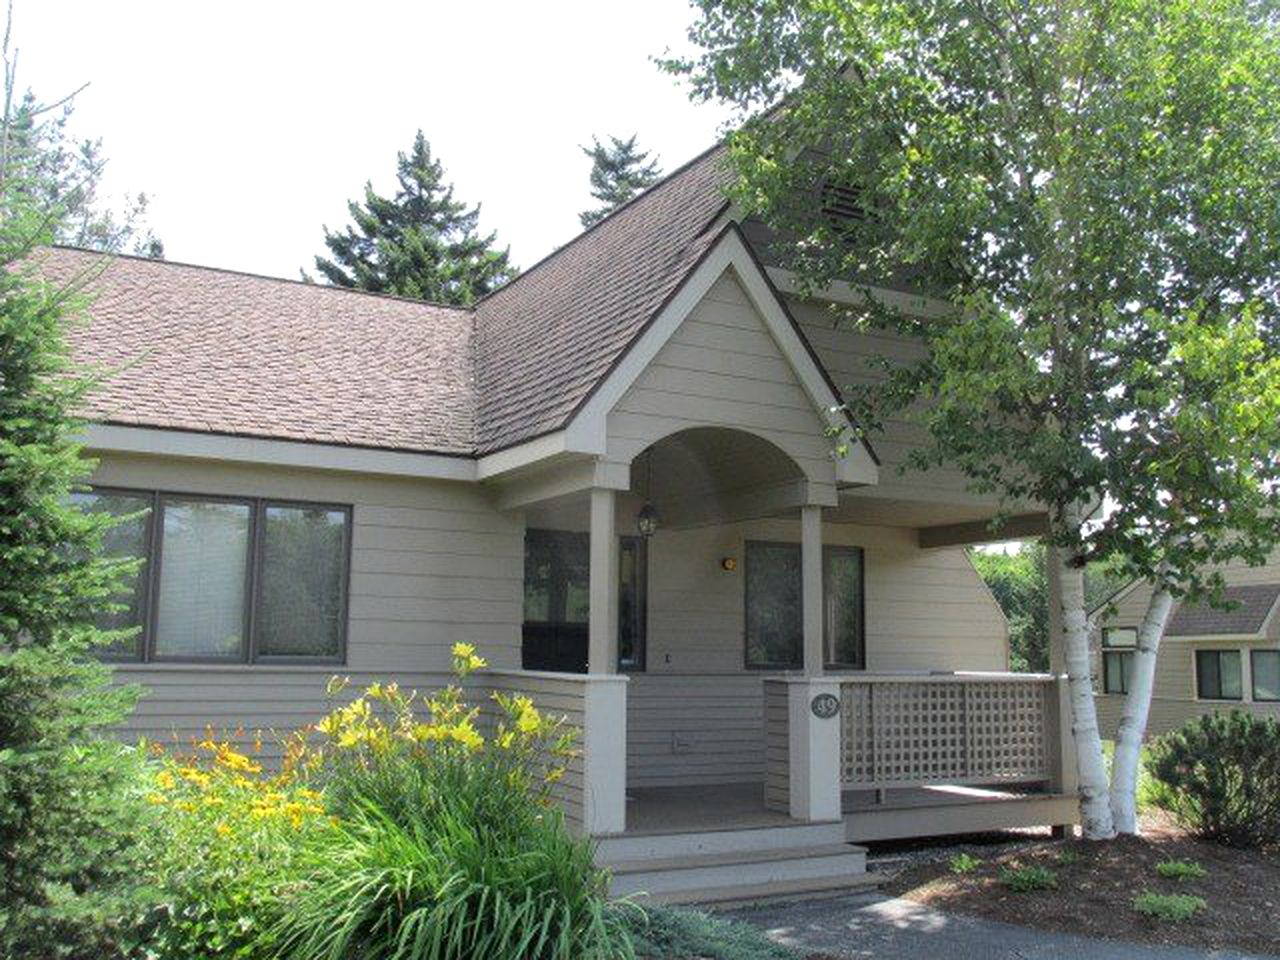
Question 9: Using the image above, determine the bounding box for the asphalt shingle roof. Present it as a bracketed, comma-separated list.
[35, 145, 734, 458]
[1166, 583, 1280, 638]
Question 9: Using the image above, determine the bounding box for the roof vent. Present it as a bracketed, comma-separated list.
[820, 182, 872, 233]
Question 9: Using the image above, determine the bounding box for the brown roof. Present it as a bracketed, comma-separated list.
[1166, 583, 1280, 637]
[37, 248, 476, 454]
[472, 146, 731, 453]
[36, 146, 739, 457]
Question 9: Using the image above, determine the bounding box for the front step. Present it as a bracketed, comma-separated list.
[605, 841, 869, 899]
[640, 871, 883, 907]
[596, 820, 847, 863]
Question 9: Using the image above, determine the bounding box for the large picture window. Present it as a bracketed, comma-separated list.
[521, 529, 646, 673]
[72, 487, 350, 664]
[1196, 649, 1243, 701]
[744, 541, 866, 671]
[1101, 627, 1137, 695]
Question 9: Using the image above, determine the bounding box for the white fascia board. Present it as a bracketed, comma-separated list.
[569, 229, 878, 483]
[767, 267, 953, 320]
[83, 424, 477, 482]
[475, 431, 573, 481]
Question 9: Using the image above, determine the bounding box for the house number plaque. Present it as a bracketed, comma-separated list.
[810, 693, 840, 719]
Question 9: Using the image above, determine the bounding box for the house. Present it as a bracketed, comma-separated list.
[38, 144, 1079, 902]
[1095, 565, 1280, 738]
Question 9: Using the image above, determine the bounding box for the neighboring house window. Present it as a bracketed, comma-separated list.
[73, 487, 351, 664]
[1252, 650, 1280, 702]
[1195, 649, 1243, 701]
[1101, 627, 1137, 695]
[521, 529, 646, 673]
[744, 541, 866, 670]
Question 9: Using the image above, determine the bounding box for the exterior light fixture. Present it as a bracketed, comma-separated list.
[636, 502, 659, 538]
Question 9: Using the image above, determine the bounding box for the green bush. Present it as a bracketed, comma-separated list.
[998, 865, 1057, 892]
[620, 905, 797, 960]
[1155, 859, 1206, 881]
[273, 646, 626, 960]
[1055, 849, 1082, 866]
[949, 852, 982, 874]
[1144, 711, 1280, 847]
[1132, 892, 1206, 922]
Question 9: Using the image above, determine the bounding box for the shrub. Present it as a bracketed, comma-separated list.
[1132, 892, 1206, 922]
[271, 644, 627, 960]
[1144, 711, 1280, 847]
[998, 865, 1057, 892]
[135, 733, 334, 959]
[1155, 859, 1206, 881]
[619, 905, 798, 960]
[1055, 849, 1082, 866]
[949, 852, 982, 874]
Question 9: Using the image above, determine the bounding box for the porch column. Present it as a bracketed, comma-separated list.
[587, 486, 619, 675]
[801, 504, 824, 676]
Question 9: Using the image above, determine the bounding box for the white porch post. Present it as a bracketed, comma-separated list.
[801, 503, 824, 676]
[583, 485, 626, 834]
[588, 486, 619, 675]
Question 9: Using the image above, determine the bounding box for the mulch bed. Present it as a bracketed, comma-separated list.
[883, 813, 1280, 956]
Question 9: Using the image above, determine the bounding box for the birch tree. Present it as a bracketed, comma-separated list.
[666, 0, 1280, 837]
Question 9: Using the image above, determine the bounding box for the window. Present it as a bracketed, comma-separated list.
[256, 504, 349, 659]
[1196, 649, 1243, 701]
[521, 529, 646, 673]
[744, 541, 867, 671]
[70, 488, 154, 659]
[72, 487, 350, 664]
[1252, 650, 1280, 702]
[825, 546, 865, 669]
[1101, 627, 1137, 695]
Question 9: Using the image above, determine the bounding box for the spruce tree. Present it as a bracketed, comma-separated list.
[314, 131, 516, 305]
[0, 34, 153, 955]
[578, 134, 662, 228]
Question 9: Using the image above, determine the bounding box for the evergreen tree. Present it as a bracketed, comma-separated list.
[0, 26, 153, 955]
[314, 132, 516, 305]
[578, 134, 662, 228]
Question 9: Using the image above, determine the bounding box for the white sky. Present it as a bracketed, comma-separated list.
[15, 0, 734, 279]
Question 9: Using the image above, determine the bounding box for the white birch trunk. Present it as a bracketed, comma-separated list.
[1109, 582, 1175, 834]
[1055, 542, 1116, 839]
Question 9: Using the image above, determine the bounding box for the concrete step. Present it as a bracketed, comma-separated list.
[607, 841, 868, 898]
[595, 820, 847, 863]
[638, 870, 884, 907]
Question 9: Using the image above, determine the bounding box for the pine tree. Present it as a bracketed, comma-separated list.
[0, 23, 154, 952]
[314, 132, 516, 305]
[578, 134, 662, 228]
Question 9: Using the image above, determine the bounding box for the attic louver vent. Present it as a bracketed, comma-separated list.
[820, 182, 871, 233]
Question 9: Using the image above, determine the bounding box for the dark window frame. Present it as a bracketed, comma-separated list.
[520, 528, 648, 673]
[743, 540, 868, 672]
[1101, 627, 1136, 695]
[1195, 648, 1244, 702]
[80, 485, 351, 666]
[1251, 649, 1280, 703]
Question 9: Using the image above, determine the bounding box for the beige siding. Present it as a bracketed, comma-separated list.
[626, 515, 1008, 787]
[763, 680, 790, 811]
[605, 270, 839, 486]
[790, 297, 994, 509]
[90, 452, 524, 753]
[486, 672, 586, 831]
[1096, 555, 1280, 737]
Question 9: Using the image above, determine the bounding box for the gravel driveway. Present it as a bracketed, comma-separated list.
[723, 891, 1278, 960]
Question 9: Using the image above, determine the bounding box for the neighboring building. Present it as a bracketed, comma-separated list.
[38, 144, 1078, 902]
[1095, 567, 1280, 738]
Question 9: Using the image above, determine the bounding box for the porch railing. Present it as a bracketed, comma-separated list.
[838, 673, 1059, 791]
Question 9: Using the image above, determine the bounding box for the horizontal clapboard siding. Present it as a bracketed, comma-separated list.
[90, 451, 524, 752]
[605, 271, 839, 485]
[486, 672, 587, 831]
[763, 680, 790, 811]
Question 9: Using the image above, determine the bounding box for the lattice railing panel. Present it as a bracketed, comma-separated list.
[839, 676, 1051, 789]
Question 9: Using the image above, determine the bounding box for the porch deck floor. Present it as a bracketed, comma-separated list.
[624, 781, 1046, 835]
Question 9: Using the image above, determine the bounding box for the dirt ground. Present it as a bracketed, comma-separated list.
[883, 814, 1280, 956]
